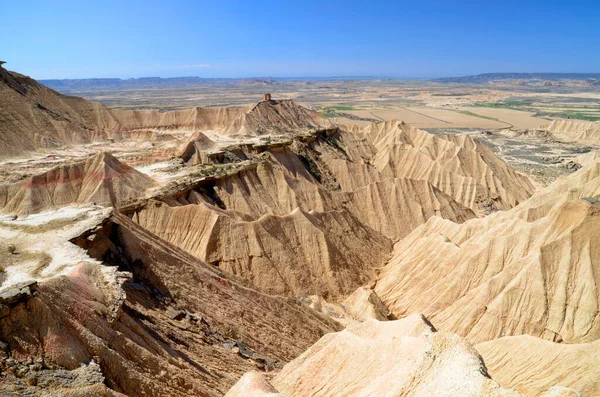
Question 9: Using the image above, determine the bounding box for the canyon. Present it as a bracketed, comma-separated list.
[0, 62, 598, 396]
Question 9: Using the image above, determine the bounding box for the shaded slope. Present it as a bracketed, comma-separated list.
[134, 201, 391, 298]
[0, 65, 118, 158]
[0, 213, 339, 396]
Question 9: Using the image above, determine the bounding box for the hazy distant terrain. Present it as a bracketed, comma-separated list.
[436, 72, 600, 83]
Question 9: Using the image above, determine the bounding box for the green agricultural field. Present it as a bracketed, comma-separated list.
[559, 112, 600, 121]
[327, 105, 355, 111]
[318, 110, 338, 118]
[458, 110, 500, 121]
[474, 101, 531, 109]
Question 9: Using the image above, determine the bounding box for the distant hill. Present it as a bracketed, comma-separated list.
[40, 75, 381, 91]
[436, 72, 600, 83]
[40, 76, 233, 90]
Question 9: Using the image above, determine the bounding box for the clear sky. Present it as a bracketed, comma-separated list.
[2, 0, 599, 79]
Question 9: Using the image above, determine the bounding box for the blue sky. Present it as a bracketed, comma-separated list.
[2, 0, 599, 79]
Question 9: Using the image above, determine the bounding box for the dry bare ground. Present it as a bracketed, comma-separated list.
[0, 62, 598, 396]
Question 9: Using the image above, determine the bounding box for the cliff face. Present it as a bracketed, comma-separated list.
[0, 213, 340, 396]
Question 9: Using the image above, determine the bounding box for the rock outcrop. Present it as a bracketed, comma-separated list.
[226, 314, 523, 397]
[0, 213, 340, 396]
[0, 65, 332, 160]
[133, 120, 534, 298]
[545, 119, 600, 145]
[375, 158, 600, 345]
[134, 200, 391, 298]
[179, 131, 218, 165]
[220, 99, 335, 136]
[0, 152, 154, 215]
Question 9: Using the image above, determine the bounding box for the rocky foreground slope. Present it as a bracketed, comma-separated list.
[370, 155, 600, 395]
[226, 315, 522, 397]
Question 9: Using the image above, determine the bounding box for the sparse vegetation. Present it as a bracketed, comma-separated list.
[318, 110, 338, 118]
[7, 244, 17, 255]
[189, 163, 239, 179]
[558, 112, 600, 121]
[458, 110, 500, 121]
[327, 105, 355, 111]
[474, 101, 531, 110]
[319, 105, 355, 118]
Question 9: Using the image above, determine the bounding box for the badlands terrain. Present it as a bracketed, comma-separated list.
[0, 62, 599, 396]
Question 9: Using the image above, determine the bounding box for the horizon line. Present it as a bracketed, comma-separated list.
[35, 71, 600, 82]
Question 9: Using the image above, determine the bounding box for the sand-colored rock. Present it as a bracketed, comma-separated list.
[362, 120, 535, 211]
[134, 200, 391, 297]
[221, 99, 335, 136]
[0, 212, 339, 396]
[295, 287, 392, 326]
[341, 286, 392, 321]
[0, 65, 118, 158]
[375, 157, 600, 353]
[476, 335, 599, 397]
[0, 152, 154, 215]
[376, 159, 600, 345]
[573, 149, 600, 166]
[179, 131, 218, 165]
[2, 67, 569, 397]
[225, 371, 282, 397]
[135, 130, 488, 296]
[0, 65, 331, 159]
[132, 118, 538, 298]
[226, 314, 523, 397]
[545, 119, 600, 145]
